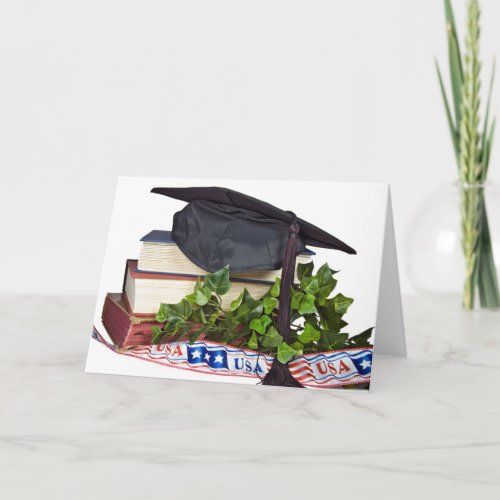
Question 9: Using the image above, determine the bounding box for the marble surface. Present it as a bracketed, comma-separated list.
[1, 295, 499, 499]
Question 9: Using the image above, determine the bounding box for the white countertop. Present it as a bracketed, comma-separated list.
[1, 295, 499, 499]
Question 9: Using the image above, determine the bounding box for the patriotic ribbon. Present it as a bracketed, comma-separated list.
[92, 327, 372, 388]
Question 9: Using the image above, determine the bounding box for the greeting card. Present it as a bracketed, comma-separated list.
[85, 178, 405, 390]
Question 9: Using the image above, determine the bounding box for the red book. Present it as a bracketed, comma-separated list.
[101, 292, 208, 348]
[101, 293, 159, 348]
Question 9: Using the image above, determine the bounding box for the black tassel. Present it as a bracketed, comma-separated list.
[262, 217, 304, 388]
[262, 358, 304, 388]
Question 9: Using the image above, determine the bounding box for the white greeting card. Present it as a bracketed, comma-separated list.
[85, 177, 405, 390]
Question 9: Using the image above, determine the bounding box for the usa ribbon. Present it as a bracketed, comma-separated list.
[92, 327, 372, 388]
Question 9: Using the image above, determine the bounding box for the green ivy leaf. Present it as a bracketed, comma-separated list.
[223, 311, 236, 331]
[290, 341, 304, 354]
[151, 325, 165, 344]
[299, 276, 319, 295]
[229, 292, 244, 312]
[297, 261, 314, 280]
[185, 293, 197, 305]
[348, 327, 373, 347]
[263, 297, 278, 315]
[228, 324, 251, 342]
[322, 314, 347, 333]
[317, 262, 335, 286]
[205, 265, 231, 295]
[317, 287, 334, 306]
[248, 331, 259, 350]
[173, 299, 193, 322]
[316, 263, 337, 305]
[270, 278, 281, 298]
[156, 300, 193, 324]
[302, 277, 320, 295]
[261, 326, 283, 348]
[298, 322, 321, 344]
[249, 315, 272, 334]
[303, 313, 319, 329]
[318, 298, 345, 332]
[152, 321, 183, 344]
[322, 331, 349, 350]
[233, 289, 263, 323]
[170, 324, 190, 342]
[291, 288, 304, 310]
[189, 284, 212, 306]
[191, 306, 207, 324]
[164, 321, 182, 334]
[332, 293, 354, 314]
[290, 310, 301, 323]
[298, 293, 317, 314]
[155, 308, 167, 323]
[208, 309, 221, 325]
[277, 341, 299, 364]
[188, 325, 209, 344]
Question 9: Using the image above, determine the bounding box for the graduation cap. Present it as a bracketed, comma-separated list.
[151, 186, 356, 387]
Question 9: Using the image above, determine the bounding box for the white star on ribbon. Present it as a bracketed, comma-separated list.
[360, 359, 371, 370]
[204, 353, 211, 362]
[214, 354, 224, 364]
[191, 350, 202, 359]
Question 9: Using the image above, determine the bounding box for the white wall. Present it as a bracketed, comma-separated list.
[1, 0, 499, 294]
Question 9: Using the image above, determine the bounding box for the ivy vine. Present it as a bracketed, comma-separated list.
[152, 262, 373, 363]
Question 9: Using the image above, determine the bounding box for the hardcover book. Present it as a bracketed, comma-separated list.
[124, 259, 277, 313]
[101, 293, 158, 348]
[138, 229, 314, 281]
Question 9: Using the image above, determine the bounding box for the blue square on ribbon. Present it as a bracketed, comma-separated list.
[206, 348, 228, 369]
[187, 345, 228, 369]
[351, 352, 373, 375]
[187, 345, 207, 365]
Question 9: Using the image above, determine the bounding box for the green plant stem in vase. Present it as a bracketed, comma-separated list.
[436, 0, 500, 309]
[460, 184, 482, 308]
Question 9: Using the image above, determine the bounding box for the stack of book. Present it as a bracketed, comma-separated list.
[102, 230, 314, 348]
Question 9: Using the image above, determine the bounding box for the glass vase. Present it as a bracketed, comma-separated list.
[406, 182, 500, 309]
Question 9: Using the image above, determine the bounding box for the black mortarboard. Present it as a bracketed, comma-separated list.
[151, 186, 356, 387]
[151, 186, 356, 273]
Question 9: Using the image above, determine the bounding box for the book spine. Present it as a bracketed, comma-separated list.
[102, 293, 159, 348]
